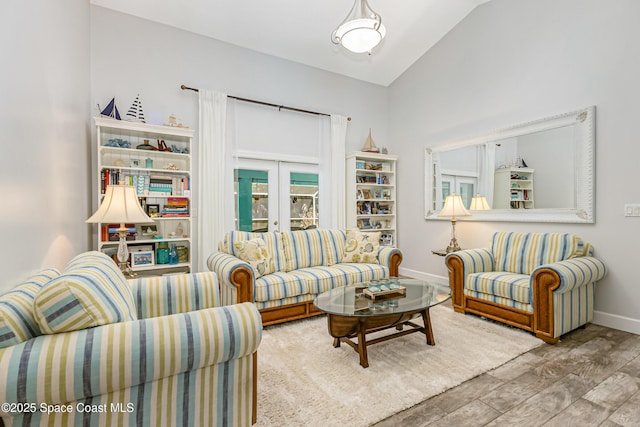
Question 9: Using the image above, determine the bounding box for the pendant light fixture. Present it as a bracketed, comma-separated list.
[331, 0, 386, 54]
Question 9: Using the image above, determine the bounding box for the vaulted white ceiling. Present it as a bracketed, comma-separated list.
[91, 0, 491, 87]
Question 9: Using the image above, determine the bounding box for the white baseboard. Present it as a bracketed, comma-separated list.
[401, 268, 640, 336]
[399, 267, 448, 285]
[592, 311, 640, 335]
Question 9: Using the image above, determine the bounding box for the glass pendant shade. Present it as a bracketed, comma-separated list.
[332, 0, 386, 53]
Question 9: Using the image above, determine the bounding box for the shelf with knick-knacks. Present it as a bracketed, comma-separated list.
[346, 152, 398, 246]
[93, 116, 194, 276]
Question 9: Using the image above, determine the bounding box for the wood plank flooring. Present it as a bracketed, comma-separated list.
[373, 316, 640, 427]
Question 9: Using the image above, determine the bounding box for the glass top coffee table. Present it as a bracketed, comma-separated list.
[314, 278, 451, 368]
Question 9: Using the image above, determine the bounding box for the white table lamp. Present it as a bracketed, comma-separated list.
[87, 185, 153, 276]
[469, 194, 491, 211]
[438, 193, 470, 253]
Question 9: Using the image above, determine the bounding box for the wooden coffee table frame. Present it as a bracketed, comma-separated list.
[326, 307, 435, 368]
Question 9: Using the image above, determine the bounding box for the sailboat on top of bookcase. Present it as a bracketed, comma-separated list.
[125, 94, 146, 123]
[99, 98, 121, 120]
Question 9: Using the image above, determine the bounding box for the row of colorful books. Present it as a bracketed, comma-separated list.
[162, 197, 189, 217]
[101, 169, 190, 196]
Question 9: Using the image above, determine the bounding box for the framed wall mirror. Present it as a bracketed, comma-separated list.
[424, 106, 595, 223]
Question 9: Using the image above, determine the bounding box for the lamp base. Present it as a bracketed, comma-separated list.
[445, 238, 462, 253]
[118, 261, 138, 278]
[116, 227, 137, 278]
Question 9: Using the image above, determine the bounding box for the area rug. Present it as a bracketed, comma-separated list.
[255, 304, 542, 426]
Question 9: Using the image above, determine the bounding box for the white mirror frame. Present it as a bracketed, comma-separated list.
[424, 106, 595, 223]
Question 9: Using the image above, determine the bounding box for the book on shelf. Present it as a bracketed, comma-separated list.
[162, 197, 190, 217]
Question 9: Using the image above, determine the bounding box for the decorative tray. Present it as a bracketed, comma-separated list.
[363, 285, 406, 300]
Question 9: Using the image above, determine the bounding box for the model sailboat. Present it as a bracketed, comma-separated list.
[125, 94, 146, 123]
[361, 129, 380, 153]
[99, 98, 121, 120]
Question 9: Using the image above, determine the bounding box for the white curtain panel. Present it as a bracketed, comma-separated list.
[329, 115, 348, 229]
[478, 142, 496, 206]
[197, 90, 228, 271]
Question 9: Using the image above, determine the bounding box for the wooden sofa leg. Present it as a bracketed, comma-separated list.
[535, 333, 559, 344]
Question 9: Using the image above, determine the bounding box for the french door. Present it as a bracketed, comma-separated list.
[234, 159, 319, 232]
[441, 174, 476, 209]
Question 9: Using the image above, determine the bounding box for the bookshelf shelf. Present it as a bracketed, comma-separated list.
[93, 117, 194, 276]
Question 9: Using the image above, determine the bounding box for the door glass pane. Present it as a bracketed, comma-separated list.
[235, 169, 269, 232]
[289, 172, 319, 231]
[459, 182, 474, 209]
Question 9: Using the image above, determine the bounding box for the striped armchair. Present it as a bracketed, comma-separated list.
[0, 251, 262, 426]
[446, 232, 606, 344]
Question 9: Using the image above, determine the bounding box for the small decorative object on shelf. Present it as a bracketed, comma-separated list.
[168, 244, 179, 265]
[361, 128, 380, 153]
[156, 242, 169, 265]
[125, 94, 146, 123]
[99, 97, 121, 120]
[164, 114, 190, 128]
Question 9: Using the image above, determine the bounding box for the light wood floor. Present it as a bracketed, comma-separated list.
[373, 316, 640, 427]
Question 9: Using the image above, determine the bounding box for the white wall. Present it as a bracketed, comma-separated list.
[390, 0, 640, 333]
[0, 0, 90, 292]
[90, 6, 389, 264]
[90, 6, 389, 159]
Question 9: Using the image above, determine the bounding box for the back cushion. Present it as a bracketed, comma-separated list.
[280, 229, 346, 271]
[220, 231, 286, 272]
[34, 251, 137, 334]
[0, 268, 59, 348]
[491, 232, 581, 274]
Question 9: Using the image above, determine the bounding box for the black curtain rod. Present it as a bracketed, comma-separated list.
[180, 84, 350, 121]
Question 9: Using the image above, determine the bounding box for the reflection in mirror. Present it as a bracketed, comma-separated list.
[424, 106, 595, 223]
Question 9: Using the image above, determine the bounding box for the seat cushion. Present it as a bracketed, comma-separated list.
[34, 251, 137, 334]
[253, 263, 389, 302]
[491, 232, 582, 275]
[466, 271, 531, 304]
[0, 268, 60, 348]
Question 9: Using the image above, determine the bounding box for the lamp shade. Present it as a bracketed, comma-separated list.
[87, 185, 153, 224]
[438, 193, 470, 219]
[469, 194, 491, 211]
[331, 0, 386, 54]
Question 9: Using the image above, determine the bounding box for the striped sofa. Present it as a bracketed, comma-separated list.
[446, 232, 607, 344]
[0, 251, 262, 426]
[207, 229, 403, 326]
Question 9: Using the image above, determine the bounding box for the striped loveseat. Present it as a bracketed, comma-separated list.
[0, 251, 262, 426]
[446, 232, 607, 344]
[207, 229, 403, 326]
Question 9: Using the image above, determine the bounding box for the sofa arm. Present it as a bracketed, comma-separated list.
[445, 248, 494, 312]
[128, 272, 221, 319]
[207, 252, 254, 305]
[532, 256, 607, 295]
[0, 302, 262, 410]
[378, 247, 403, 276]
